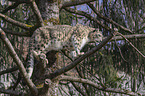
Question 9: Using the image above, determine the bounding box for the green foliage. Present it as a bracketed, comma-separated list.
[0, 0, 145, 95]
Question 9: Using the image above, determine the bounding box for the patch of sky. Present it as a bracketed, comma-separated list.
[71, 2, 98, 25]
[0, 0, 6, 6]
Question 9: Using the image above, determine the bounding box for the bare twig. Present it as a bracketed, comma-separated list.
[0, 66, 18, 76]
[0, 13, 31, 30]
[64, 7, 112, 31]
[113, 32, 128, 62]
[0, 29, 38, 95]
[79, 64, 107, 88]
[1, 2, 22, 13]
[71, 82, 88, 96]
[2, 28, 30, 37]
[60, 76, 140, 96]
[87, 3, 133, 34]
[110, 34, 145, 41]
[115, 39, 128, 62]
[0, 88, 23, 96]
[75, 66, 90, 95]
[117, 32, 145, 58]
[45, 29, 117, 79]
[29, 1, 44, 27]
[8, 0, 30, 3]
[60, 0, 96, 9]
[65, 69, 88, 96]
[8, 73, 21, 90]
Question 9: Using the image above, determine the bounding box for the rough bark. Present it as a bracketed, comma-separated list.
[37, 0, 59, 25]
[32, 0, 60, 95]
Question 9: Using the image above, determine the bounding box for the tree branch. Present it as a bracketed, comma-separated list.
[45, 29, 117, 80]
[0, 13, 31, 30]
[0, 88, 23, 96]
[29, 1, 44, 27]
[60, 0, 96, 9]
[110, 34, 145, 41]
[71, 82, 88, 96]
[0, 66, 18, 76]
[2, 28, 30, 37]
[114, 37, 128, 62]
[87, 3, 133, 34]
[0, 29, 38, 95]
[75, 66, 90, 95]
[64, 7, 112, 31]
[1, 2, 22, 13]
[8, 0, 30, 3]
[60, 76, 140, 96]
[117, 32, 145, 58]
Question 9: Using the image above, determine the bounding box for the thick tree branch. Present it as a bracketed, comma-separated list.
[8, 0, 30, 3]
[87, 3, 133, 34]
[2, 28, 30, 37]
[60, 0, 96, 9]
[0, 66, 18, 76]
[1, 2, 21, 13]
[0, 88, 23, 96]
[64, 7, 112, 31]
[0, 29, 38, 95]
[60, 76, 140, 96]
[45, 29, 117, 80]
[0, 13, 31, 30]
[29, 1, 44, 27]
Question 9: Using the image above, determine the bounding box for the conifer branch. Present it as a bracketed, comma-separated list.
[64, 7, 112, 31]
[60, 76, 140, 96]
[87, 3, 133, 34]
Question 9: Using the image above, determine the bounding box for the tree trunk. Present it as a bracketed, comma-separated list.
[34, 0, 60, 95]
[37, 0, 59, 26]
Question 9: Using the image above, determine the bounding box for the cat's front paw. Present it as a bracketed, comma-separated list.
[39, 53, 49, 64]
[78, 52, 84, 56]
[71, 51, 85, 59]
[32, 50, 49, 64]
[32, 50, 39, 60]
[71, 51, 77, 58]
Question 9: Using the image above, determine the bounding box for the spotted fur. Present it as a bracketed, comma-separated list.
[27, 24, 103, 78]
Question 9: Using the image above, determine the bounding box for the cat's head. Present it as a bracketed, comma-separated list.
[88, 28, 103, 44]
